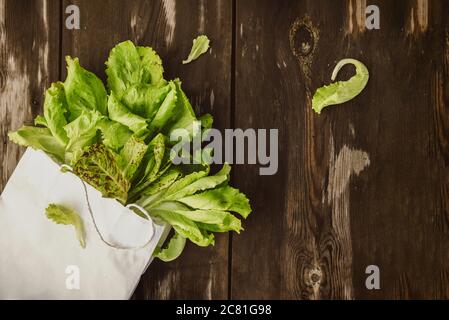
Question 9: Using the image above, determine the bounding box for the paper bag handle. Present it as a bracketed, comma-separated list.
[61, 165, 155, 250]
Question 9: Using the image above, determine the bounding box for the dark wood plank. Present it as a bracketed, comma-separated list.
[0, 0, 60, 192]
[232, 0, 449, 299]
[61, 0, 232, 299]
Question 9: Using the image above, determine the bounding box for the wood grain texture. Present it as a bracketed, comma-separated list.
[0, 0, 60, 192]
[60, 0, 232, 299]
[232, 0, 449, 299]
[1, 0, 449, 300]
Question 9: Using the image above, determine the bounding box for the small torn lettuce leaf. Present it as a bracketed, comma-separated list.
[45, 204, 86, 248]
[153, 231, 186, 262]
[312, 58, 369, 114]
[182, 35, 210, 64]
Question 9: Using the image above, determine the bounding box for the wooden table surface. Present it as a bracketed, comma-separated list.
[1, 0, 449, 299]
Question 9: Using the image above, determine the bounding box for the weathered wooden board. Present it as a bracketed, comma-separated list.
[61, 0, 232, 299]
[0, 0, 60, 191]
[232, 0, 449, 299]
[1, 0, 449, 300]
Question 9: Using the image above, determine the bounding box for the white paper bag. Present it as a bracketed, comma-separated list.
[0, 148, 169, 299]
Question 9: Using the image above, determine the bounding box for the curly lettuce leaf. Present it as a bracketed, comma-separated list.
[43, 82, 69, 145]
[8, 126, 66, 163]
[119, 136, 148, 180]
[107, 92, 148, 137]
[97, 118, 132, 151]
[45, 204, 86, 248]
[153, 201, 243, 233]
[130, 134, 167, 197]
[182, 35, 210, 64]
[73, 144, 130, 204]
[312, 58, 369, 114]
[137, 46, 165, 86]
[64, 110, 103, 164]
[151, 209, 214, 247]
[178, 185, 251, 219]
[153, 231, 186, 262]
[64, 56, 107, 120]
[121, 83, 172, 119]
[106, 41, 165, 98]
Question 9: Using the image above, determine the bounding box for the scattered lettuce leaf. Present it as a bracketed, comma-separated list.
[45, 204, 86, 248]
[312, 58, 369, 114]
[182, 35, 210, 64]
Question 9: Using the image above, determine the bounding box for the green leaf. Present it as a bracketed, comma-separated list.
[130, 134, 167, 196]
[8, 126, 66, 163]
[34, 115, 48, 127]
[153, 201, 243, 233]
[121, 83, 171, 119]
[64, 56, 107, 120]
[106, 40, 142, 97]
[73, 144, 130, 204]
[178, 185, 252, 219]
[119, 136, 148, 180]
[182, 35, 210, 64]
[153, 231, 186, 262]
[151, 209, 214, 247]
[107, 92, 148, 137]
[64, 110, 103, 164]
[139, 169, 181, 197]
[147, 81, 178, 137]
[45, 204, 86, 248]
[97, 118, 132, 151]
[137, 46, 165, 86]
[312, 58, 369, 114]
[106, 41, 166, 98]
[43, 82, 69, 145]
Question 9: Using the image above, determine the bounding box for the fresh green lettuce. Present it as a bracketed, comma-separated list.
[9, 40, 252, 262]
